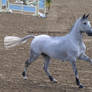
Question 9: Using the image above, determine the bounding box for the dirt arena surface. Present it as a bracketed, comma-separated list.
[0, 0, 92, 92]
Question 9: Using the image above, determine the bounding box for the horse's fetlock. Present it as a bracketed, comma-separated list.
[76, 77, 80, 85]
[22, 71, 26, 77]
[49, 75, 53, 81]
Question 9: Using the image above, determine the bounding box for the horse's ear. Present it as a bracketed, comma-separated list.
[82, 14, 86, 19]
[82, 14, 89, 19]
[86, 14, 89, 19]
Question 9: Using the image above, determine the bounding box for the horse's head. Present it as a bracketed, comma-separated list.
[78, 14, 92, 36]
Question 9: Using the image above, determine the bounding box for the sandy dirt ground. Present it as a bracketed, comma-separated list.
[0, 0, 92, 92]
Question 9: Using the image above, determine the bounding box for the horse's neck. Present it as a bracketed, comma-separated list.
[69, 21, 83, 42]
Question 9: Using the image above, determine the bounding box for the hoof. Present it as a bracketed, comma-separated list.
[79, 84, 84, 88]
[49, 76, 57, 83]
[23, 76, 27, 80]
[22, 72, 27, 80]
[52, 79, 57, 83]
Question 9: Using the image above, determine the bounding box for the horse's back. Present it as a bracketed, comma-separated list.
[30, 35, 62, 54]
[31, 35, 68, 56]
[31, 35, 51, 45]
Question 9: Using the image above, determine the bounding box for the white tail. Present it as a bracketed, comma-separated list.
[4, 35, 35, 48]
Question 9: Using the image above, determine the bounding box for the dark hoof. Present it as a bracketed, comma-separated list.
[79, 84, 84, 88]
[49, 76, 57, 83]
[52, 79, 58, 83]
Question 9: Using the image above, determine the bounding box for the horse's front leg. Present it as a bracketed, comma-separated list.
[70, 60, 84, 88]
[79, 54, 92, 64]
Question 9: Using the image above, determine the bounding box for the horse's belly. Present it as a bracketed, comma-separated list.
[41, 46, 68, 60]
[52, 51, 68, 61]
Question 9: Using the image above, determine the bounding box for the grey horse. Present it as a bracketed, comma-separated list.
[4, 14, 92, 88]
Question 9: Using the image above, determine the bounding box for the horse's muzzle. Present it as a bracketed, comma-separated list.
[86, 29, 92, 36]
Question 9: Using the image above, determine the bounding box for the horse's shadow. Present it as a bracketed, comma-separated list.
[22, 79, 88, 92]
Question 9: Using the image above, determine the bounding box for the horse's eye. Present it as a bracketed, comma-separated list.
[83, 22, 87, 25]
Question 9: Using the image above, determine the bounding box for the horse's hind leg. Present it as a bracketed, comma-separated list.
[42, 54, 57, 83]
[22, 50, 39, 80]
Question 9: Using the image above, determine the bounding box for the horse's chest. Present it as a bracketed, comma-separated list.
[77, 42, 86, 55]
